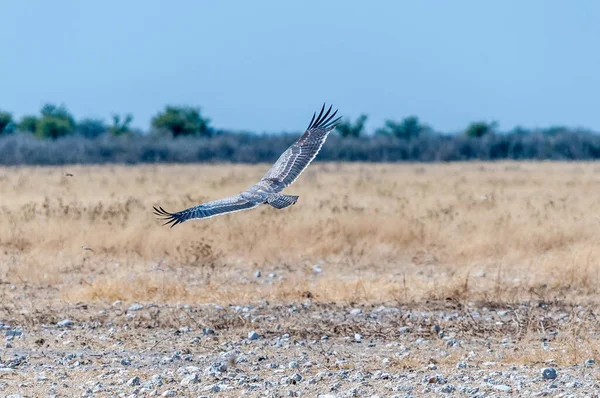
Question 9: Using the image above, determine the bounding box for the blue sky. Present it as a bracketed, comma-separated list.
[2, 1, 600, 133]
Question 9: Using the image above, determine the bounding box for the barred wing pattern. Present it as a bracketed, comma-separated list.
[153, 195, 259, 227]
[261, 104, 341, 192]
[154, 104, 340, 227]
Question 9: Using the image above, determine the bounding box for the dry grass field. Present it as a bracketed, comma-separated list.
[2, 162, 600, 396]
[2, 162, 600, 307]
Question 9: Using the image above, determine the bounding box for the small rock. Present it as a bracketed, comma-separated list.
[120, 358, 131, 366]
[542, 367, 557, 380]
[354, 333, 362, 343]
[493, 385, 511, 392]
[255, 270, 262, 278]
[439, 385, 455, 393]
[248, 331, 259, 340]
[127, 376, 140, 386]
[291, 373, 303, 382]
[585, 359, 595, 367]
[5, 329, 22, 337]
[161, 390, 176, 397]
[456, 361, 467, 369]
[209, 361, 227, 373]
[288, 361, 299, 369]
[203, 328, 215, 336]
[128, 303, 144, 311]
[350, 308, 362, 316]
[112, 300, 122, 306]
[180, 373, 199, 385]
[56, 319, 73, 328]
[398, 326, 410, 334]
[203, 384, 220, 392]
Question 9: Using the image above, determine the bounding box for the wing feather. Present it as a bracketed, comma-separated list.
[153, 195, 259, 227]
[262, 103, 341, 191]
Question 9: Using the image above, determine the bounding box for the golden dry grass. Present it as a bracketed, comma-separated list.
[2, 161, 600, 307]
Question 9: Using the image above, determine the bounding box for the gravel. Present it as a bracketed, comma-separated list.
[0, 301, 599, 396]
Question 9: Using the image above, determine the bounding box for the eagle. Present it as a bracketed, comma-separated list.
[154, 104, 341, 227]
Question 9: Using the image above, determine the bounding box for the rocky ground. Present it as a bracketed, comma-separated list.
[1, 300, 599, 397]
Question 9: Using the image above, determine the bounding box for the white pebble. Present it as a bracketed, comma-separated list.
[127, 376, 140, 386]
[180, 373, 199, 385]
[56, 319, 73, 328]
[288, 361, 299, 369]
[128, 303, 144, 311]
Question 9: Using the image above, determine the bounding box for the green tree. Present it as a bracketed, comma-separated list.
[35, 104, 76, 139]
[77, 118, 107, 138]
[18, 115, 38, 133]
[109, 114, 133, 136]
[0, 111, 15, 135]
[375, 116, 430, 140]
[464, 121, 497, 138]
[151, 106, 211, 137]
[336, 114, 367, 138]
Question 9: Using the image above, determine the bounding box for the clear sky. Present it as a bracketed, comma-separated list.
[2, 1, 600, 133]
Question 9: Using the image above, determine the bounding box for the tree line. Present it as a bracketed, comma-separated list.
[0, 104, 212, 139]
[0, 103, 517, 139]
[0, 103, 599, 164]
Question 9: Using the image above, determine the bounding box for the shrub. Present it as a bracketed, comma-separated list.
[109, 114, 134, 136]
[336, 114, 367, 138]
[151, 106, 211, 137]
[0, 111, 14, 135]
[18, 115, 38, 133]
[375, 116, 430, 140]
[464, 121, 497, 138]
[77, 118, 107, 138]
[34, 104, 76, 139]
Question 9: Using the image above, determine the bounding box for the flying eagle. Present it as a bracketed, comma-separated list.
[154, 104, 341, 227]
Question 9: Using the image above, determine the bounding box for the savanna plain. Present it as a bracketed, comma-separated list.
[1, 162, 600, 397]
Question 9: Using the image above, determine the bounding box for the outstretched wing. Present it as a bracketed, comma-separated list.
[261, 103, 341, 192]
[153, 195, 260, 228]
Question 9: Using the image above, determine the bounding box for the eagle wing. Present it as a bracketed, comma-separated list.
[260, 104, 341, 192]
[154, 104, 341, 227]
[153, 195, 260, 228]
